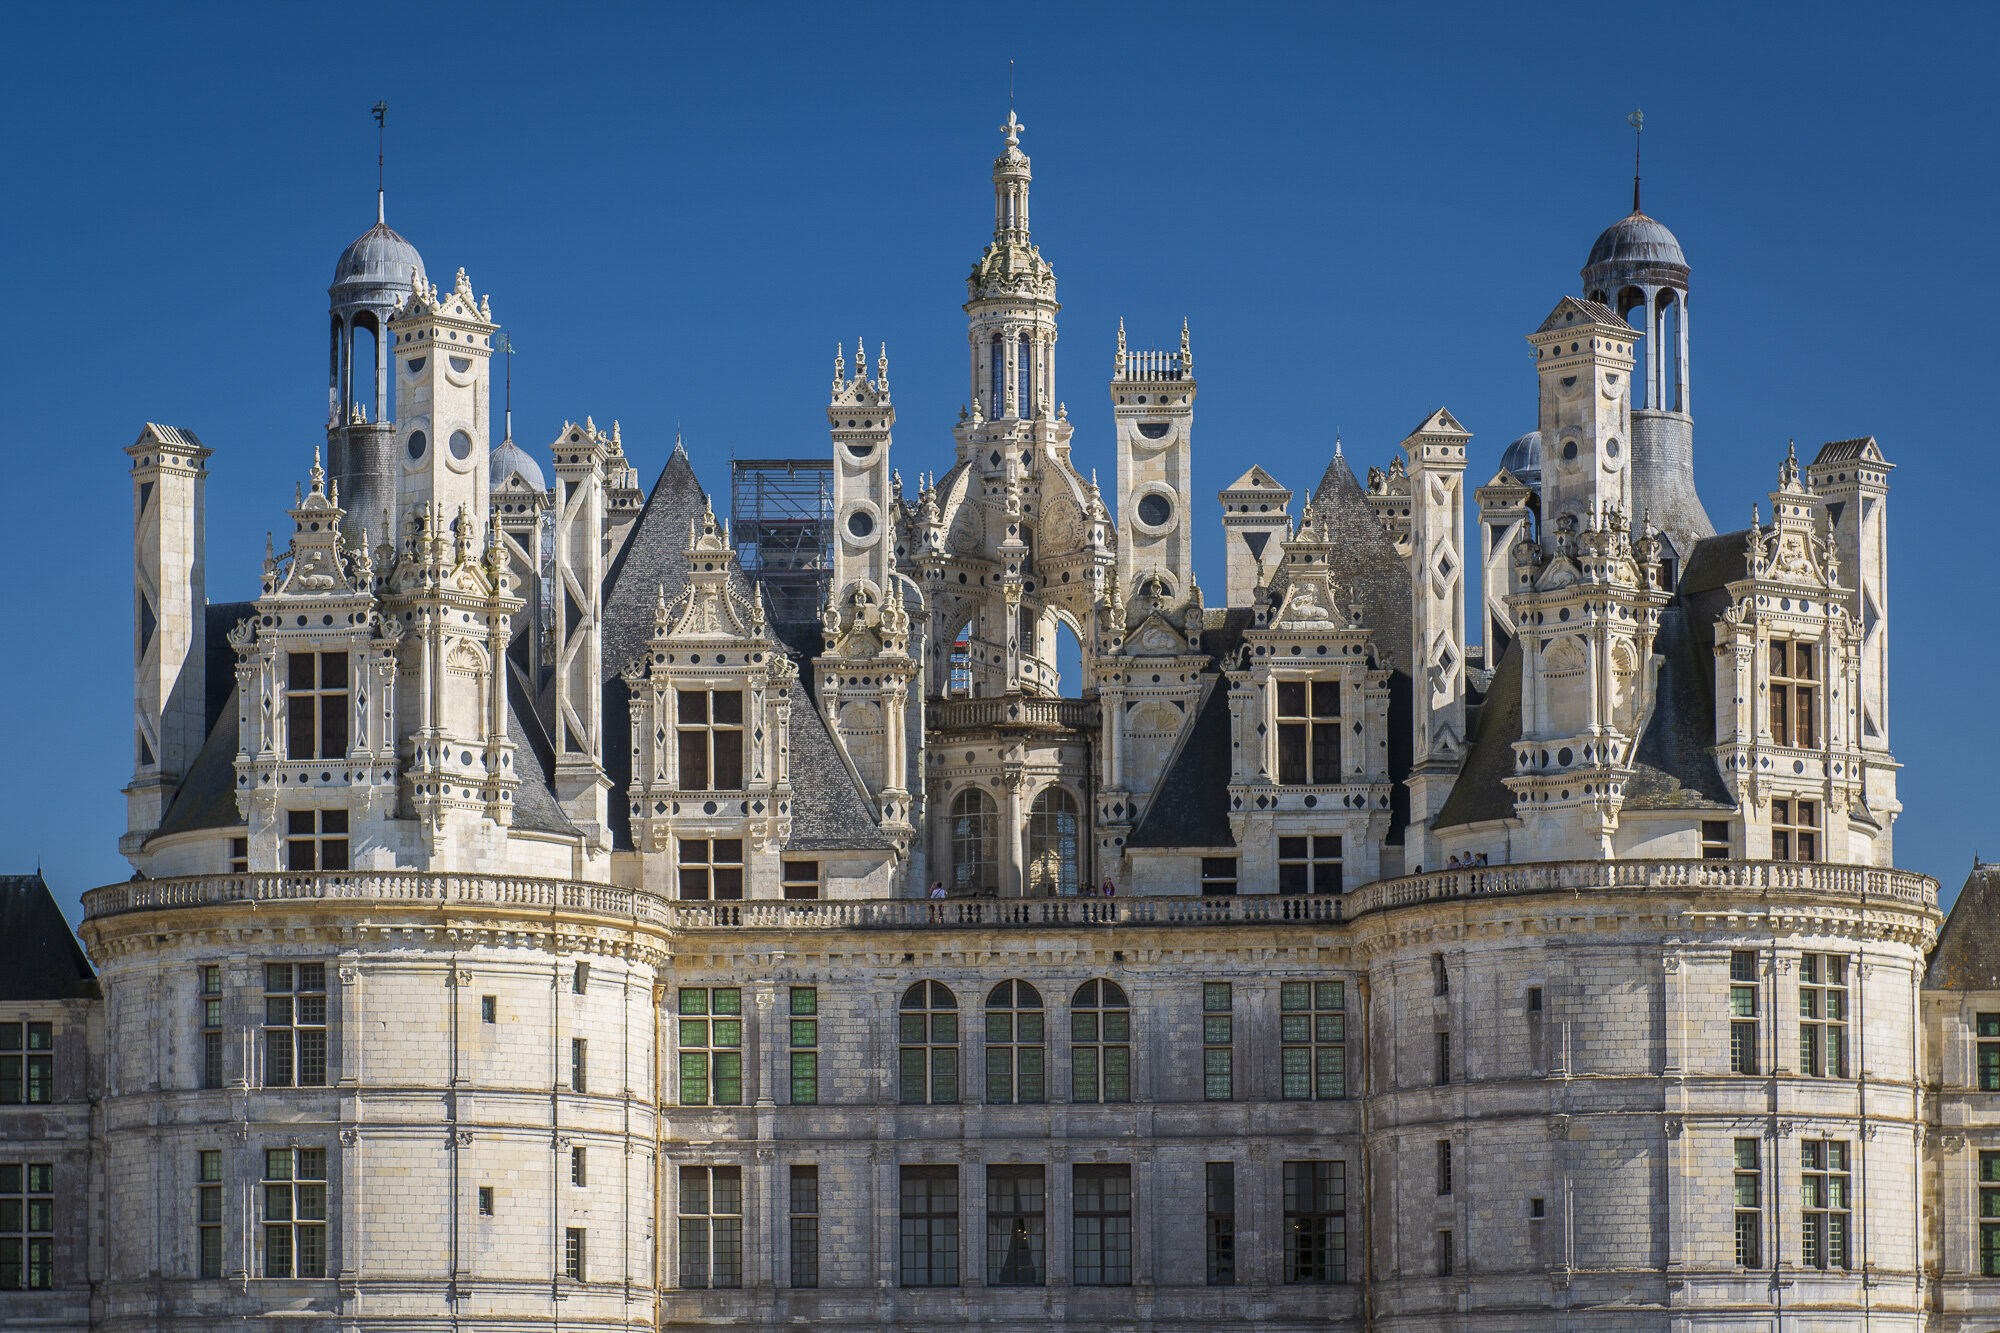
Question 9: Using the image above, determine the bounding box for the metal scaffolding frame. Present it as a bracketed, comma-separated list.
[730, 456, 834, 623]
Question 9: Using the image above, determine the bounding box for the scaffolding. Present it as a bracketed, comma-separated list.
[730, 456, 834, 623]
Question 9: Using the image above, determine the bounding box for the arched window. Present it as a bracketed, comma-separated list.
[1070, 980, 1131, 1103]
[990, 333, 1005, 418]
[950, 788, 998, 894]
[985, 980, 1045, 1103]
[1026, 787, 1080, 897]
[899, 982, 959, 1105]
[1018, 332, 1033, 417]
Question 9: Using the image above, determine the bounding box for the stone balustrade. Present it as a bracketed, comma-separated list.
[928, 693, 1097, 733]
[84, 859, 1936, 931]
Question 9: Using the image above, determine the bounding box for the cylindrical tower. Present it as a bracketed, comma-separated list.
[327, 196, 426, 543]
[1581, 201, 1712, 577]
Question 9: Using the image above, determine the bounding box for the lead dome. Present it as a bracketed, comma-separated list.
[331, 220, 427, 302]
[1582, 210, 1688, 296]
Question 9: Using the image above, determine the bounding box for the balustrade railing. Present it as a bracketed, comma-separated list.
[85, 860, 1935, 931]
[929, 694, 1097, 732]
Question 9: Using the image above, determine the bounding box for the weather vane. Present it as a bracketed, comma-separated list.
[1628, 107, 1644, 212]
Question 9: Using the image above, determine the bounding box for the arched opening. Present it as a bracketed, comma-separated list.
[1018, 332, 1033, 418]
[1615, 286, 1649, 409]
[346, 314, 380, 424]
[898, 981, 959, 1105]
[1069, 980, 1131, 1103]
[1026, 786, 1081, 897]
[949, 788, 998, 894]
[984, 980, 1045, 1103]
[1656, 289, 1684, 413]
[328, 313, 345, 424]
[990, 333, 1005, 418]
[1054, 615, 1084, 698]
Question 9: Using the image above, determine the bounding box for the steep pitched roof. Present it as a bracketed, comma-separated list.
[506, 666, 579, 837]
[1313, 450, 1414, 839]
[1812, 437, 1884, 466]
[150, 684, 243, 840]
[1535, 296, 1628, 333]
[1126, 673, 1237, 850]
[596, 452, 889, 853]
[0, 874, 97, 1001]
[1927, 866, 2000, 990]
[1434, 639, 1524, 829]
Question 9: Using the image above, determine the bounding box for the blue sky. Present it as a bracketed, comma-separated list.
[4, 1, 1995, 924]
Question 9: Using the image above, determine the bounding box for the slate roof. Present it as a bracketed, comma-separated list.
[1812, 437, 1881, 465]
[1433, 640, 1524, 828]
[150, 684, 243, 840]
[1314, 451, 1414, 839]
[0, 873, 97, 1001]
[596, 449, 889, 854]
[1435, 534, 1737, 832]
[1126, 673, 1236, 849]
[505, 665, 579, 837]
[1927, 865, 2000, 990]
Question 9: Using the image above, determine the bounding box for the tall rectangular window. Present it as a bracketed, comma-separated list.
[1730, 951, 1760, 1075]
[565, 1227, 585, 1281]
[199, 966, 223, 1088]
[286, 652, 349, 761]
[1282, 1160, 1345, 1283]
[677, 987, 743, 1106]
[1800, 1139, 1851, 1270]
[899, 1166, 958, 1287]
[0, 1023, 52, 1105]
[229, 836, 249, 873]
[1278, 836, 1343, 895]
[1977, 1013, 2000, 1092]
[1771, 798, 1819, 863]
[572, 962, 588, 995]
[676, 689, 745, 791]
[1768, 640, 1817, 749]
[198, 1150, 224, 1278]
[0, 1163, 54, 1290]
[1434, 1031, 1451, 1086]
[985, 1165, 1045, 1286]
[1980, 1150, 2000, 1277]
[676, 838, 744, 901]
[1733, 1138, 1761, 1267]
[284, 809, 349, 872]
[570, 1147, 586, 1187]
[1799, 954, 1848, 1078]
[789, 1165, 819, 1289]
[1205, 1162, 1235, 1286]
[677, 1166, 743, 1289]
[571, 1038, 587, 1093]
[789, 986, 818, 1105]
[1200, 857, 1238, 896]
[1436, 1140, 1453, 1195]
[1203, 983, 1233, 1101]
[1281, 980, 1346, 1099]
[263, 963, 326, 1088]
[1072, 1165, 1132, 1287]
[1276, 679, 1341, 784]
[1701, 820, 1732, 859]
[1436, 1229, 1454, 1276]
[261, 1147, 327, 1278]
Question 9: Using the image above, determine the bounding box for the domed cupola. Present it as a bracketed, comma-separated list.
[1496, 429, 1543, 492]
[1582, 210, 1688, 297]
[331, 218, 427, 311]
[489, 434, 546, 493]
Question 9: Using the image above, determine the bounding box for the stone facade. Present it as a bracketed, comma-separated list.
[5, 109, 1998, 1332]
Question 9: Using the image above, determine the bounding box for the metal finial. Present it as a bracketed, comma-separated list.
[373, 100, 388, 223]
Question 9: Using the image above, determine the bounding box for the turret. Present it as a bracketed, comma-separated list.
[1112, 319, 1197, 605]
[1527, 297, 1638, 544]
[326, 195, 425, 544]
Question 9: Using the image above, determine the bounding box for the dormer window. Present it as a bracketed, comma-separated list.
[677, 690, 744, 791]
[286, 653, 349, 761]
[1276, 680, 1341, 784]
[1769, 641, 1818, 748]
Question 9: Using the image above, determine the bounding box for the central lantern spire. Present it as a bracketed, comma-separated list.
[964, 110, 1059, 425]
